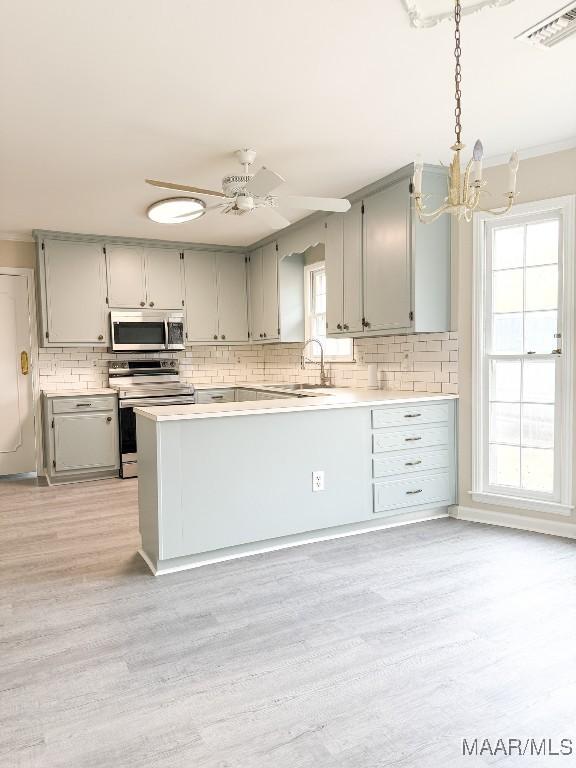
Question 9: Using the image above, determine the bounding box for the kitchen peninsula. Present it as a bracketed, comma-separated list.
[136, 387, 457, 575]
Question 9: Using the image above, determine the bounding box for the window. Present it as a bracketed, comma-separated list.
[473, 197, 574, 514]
[304, 263, 353, 360]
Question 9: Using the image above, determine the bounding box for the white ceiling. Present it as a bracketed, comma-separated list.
[0, 0, 574, 246]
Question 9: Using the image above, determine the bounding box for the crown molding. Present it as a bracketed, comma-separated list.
[483, 135, 576, 168]
[0, 232, 35, 243]
[402, 0, 516, 29]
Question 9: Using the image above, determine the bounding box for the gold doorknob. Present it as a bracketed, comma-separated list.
[20, 350, 29, 375]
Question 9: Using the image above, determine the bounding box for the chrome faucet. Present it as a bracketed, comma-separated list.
[301, 338, 330, 386]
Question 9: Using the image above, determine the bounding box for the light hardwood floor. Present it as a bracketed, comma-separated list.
[1, 476, 576, 767]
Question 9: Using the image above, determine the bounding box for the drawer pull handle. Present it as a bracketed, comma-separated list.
[405, 436, 422, 442]
[404, 413, 422, 418]
[406, 489, 423, 495]
[405, 460, 422, 466]
[211, 395, 224, 400]
[76, 403, 92, 407]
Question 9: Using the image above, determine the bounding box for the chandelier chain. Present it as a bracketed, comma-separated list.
[454, 0, 462, 146]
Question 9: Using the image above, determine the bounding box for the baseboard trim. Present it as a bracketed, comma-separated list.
[451, 504, 576, 540]
[140, 507, 450, 576]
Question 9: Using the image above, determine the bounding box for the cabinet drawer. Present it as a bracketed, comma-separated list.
[373, 449, 449, 478]
[372, 403, 449, 429]
[374, 472, 450, 513]
[373, 425, 449, 453]
[51, 396, 116, 414]
[196, 389, 236, 404]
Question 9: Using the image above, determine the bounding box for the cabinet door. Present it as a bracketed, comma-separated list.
[53, 413, 118, 471]
[261, 242, 279, 340]
[363, 182, 411, 331]
[106, 245, 146, 308]
[43, 240, 108, 344]
[216, 253, 249, 342]
[145, 248, 183, 309]
[183, 251, 219, 342]
[248, 248, 263, 340]
[324, 214, 344, 334]
[343, 202, 364, 334]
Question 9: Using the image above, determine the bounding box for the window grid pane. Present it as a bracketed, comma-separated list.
[486, 215, 561, 499]
[307, 267, 352, 360]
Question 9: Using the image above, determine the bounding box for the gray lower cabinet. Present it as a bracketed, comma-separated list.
[43, 394, 119, 483]
[197, 387, 295, 404]
[371, 401, 456, 515]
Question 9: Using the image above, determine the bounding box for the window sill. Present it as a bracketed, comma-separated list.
[470, 491, 574, 517]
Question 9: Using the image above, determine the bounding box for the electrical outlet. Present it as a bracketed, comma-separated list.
[312, 470, 325, 492]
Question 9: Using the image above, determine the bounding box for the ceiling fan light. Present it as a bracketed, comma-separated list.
[147, 197, 206, 224]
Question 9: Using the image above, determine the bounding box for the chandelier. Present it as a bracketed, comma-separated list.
[412, 0, 519, 223]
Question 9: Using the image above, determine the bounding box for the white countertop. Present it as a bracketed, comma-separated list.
[42, 388, 117, 398]
[135, 387, 458, 422]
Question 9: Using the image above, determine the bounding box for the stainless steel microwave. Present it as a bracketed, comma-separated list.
[110, 310, 185, 352]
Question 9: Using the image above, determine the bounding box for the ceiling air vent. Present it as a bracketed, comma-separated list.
[516, 2, 576, 48]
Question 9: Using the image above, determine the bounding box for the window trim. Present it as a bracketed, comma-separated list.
[304, 262, 355, 362]
[472, 195, 575, 516]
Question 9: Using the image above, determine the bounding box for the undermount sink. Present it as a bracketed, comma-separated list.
[268, 383, 337, 391]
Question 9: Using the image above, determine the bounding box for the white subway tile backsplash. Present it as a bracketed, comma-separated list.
[37, 332, 459, 395]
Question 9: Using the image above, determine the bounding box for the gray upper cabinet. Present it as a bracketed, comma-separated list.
[363, 180, 411, 332]
[106, 245, 183, 309]
[324, 165, 450, 338]
[145, 248, 184, 309]
[216, 253, 249, 342]
[249, 243, 279, 341]
[184, 250, 248, 343]
[106, 245, 147, 308]
[40, 239, 108, 345]
[325, 202, 363, 335]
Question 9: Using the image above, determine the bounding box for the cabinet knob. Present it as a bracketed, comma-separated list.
[221, 335, 226, 340]
[259, 333, 263, 338]
[140, 301, 145, 307]
[343, 324, 349, 331]
[213, 335, 218, 340]
[365, 320, 371, 329]
[336, 323, 342, 330]
[149, 301, 155, 307]
[98, 334, 104, 341]
[106, 416, 112, 423]
[263, 333, 267, 338]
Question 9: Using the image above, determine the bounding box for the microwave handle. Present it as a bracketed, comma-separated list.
[164, 319, 169, 349]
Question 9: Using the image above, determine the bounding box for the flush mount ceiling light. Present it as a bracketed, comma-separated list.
[147, 197, 206, 224]
[412, 0, 519, 223]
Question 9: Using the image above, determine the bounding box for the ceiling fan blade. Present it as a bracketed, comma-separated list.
[259, 207, 292, 230]
[145, 179, 229, 198]
[282, 195, 351, 213]
[246, 167, 285, 197]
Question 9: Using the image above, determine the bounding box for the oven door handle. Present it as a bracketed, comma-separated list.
[120, 397, 196, 408]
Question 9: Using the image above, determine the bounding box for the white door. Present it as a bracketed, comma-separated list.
[106, 245, 147, 308]
[343, 202, 364, 334]
[183, 251, 219, 342]
[363, 182, 411, 331]
[217, 253, 249, 342]
[43, 240, 108, 344]
[0, 274, 36, 474]
[54, 413, 118, 471]
[324, 214, 344, 334]
[145, 249, 183, 309]
[248, 248, 263, 340]
[261, 242, 279, 340]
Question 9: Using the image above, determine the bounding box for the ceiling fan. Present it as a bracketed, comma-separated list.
[145, 148, 351, 229]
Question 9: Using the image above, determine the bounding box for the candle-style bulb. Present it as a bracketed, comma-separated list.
[472, 139, 484, 183]
[508, 151, 519, 194]
[413, 154, 423, 195]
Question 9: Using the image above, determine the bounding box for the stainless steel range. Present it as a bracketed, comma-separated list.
[108, 359, 195, 478]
